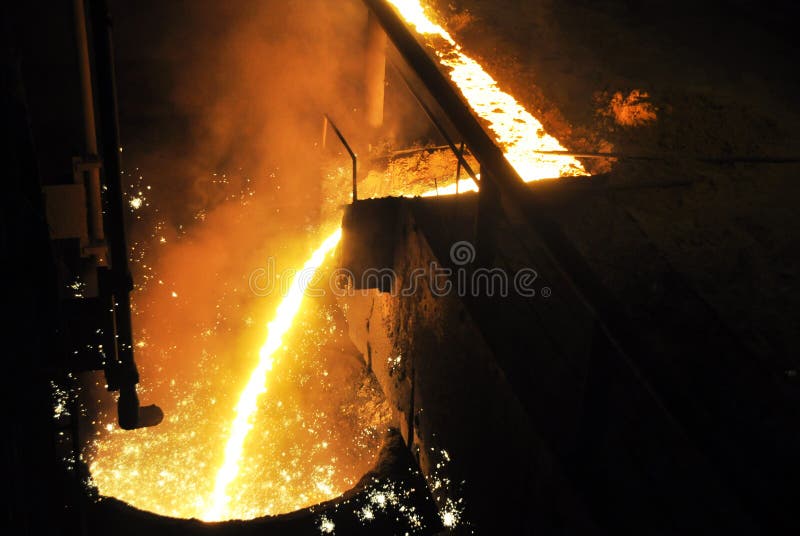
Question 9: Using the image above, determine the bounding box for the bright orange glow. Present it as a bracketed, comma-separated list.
[203, 228, 342, 520]
[387, 0, 587, 182]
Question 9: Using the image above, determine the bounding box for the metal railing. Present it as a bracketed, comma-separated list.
[323, 114, 358, 202]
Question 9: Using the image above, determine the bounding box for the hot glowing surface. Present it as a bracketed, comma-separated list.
[387, 0, 587, 181]
[87, 173, 390, 521]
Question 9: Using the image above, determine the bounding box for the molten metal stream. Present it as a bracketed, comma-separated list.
[203, 228, 342, 520]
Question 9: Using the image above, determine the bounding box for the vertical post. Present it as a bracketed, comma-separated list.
[321, 115, 328, 150]
[455, 141, 465, 195]
[475, 171, 500, 266]
[353, 154, 358, 202]
[324, 114, 358, 202]
[365, 11, 387, 129]
[74, 0, 104, 244]
[92, 0, 162, 428]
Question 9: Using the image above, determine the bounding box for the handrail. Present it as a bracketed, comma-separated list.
[391, 61, 480, 186]
[323, 114, 358, 202]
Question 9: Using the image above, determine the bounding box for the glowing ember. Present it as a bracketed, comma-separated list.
[203, 228, 342, 520]
[417, 178, 478, 198]
[387, 0, 586, 182]
[319, 515, 336, 533]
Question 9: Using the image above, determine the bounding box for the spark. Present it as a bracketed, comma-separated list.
[360, 506, 375, 521]
[442, 510, 457, 528]
[319, 515, 335, 534]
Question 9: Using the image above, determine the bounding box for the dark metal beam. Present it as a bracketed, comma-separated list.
[90, 0, 162, 429]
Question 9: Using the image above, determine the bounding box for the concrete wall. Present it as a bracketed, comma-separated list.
[339, 202, 598, 533]
[337, 195, 765, 533]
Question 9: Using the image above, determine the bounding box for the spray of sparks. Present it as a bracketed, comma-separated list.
[86, 170, 390, 521]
